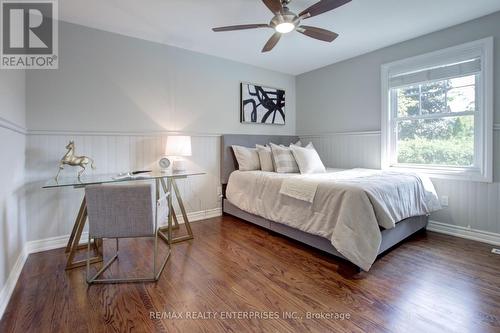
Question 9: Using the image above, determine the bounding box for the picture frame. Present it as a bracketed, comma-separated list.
[240, 82, 286, 125]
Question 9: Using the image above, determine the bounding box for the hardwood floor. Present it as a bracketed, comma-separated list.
[1, 215, 499, 333]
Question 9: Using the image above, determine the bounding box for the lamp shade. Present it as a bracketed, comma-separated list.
[165, 136, 192, 157]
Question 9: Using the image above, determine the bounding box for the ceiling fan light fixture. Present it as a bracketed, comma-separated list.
[275, 22, 295, 33]
[212, 0, 352, 52]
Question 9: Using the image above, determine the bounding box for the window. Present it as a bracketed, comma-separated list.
[381, 38, 493, 182]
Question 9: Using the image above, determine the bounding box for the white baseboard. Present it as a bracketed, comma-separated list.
[0, 207, 222, 320]
[0, 247, 28, 320]
[428, 220, 500, 246]
[174, 207, 222, 224]
[26, 207, 222, 254]
[26, 232, 90, 254]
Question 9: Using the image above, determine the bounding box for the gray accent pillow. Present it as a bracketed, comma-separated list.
[270, 143, 300, 173]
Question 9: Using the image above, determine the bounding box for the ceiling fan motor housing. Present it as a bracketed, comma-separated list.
[270, 6, 300, 30]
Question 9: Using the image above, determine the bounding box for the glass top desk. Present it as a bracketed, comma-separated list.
[43, 170, 205, 270]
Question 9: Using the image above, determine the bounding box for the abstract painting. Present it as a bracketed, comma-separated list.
[241, 82, 285, 125]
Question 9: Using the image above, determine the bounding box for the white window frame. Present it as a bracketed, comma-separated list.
[381, 37, 494, 182]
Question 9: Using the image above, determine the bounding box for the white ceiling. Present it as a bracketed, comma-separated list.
[60, 0, 500, 75]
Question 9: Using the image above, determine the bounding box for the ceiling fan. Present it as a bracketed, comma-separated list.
[212, 0, 351, 52]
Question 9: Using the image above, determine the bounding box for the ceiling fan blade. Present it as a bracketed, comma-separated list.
[262, 32, 281, 53]
[262, 0, 282, 14]
[299, 0, 351, 19]
[212, 24, 270, 32]
[297, 26, 339, 42]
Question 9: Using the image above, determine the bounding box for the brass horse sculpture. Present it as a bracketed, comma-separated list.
[55, 141, 96, 180]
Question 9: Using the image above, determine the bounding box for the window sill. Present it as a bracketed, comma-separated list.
[386, 165, 492, 183]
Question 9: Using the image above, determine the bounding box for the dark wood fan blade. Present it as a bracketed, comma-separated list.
[262, 0, 282, 14]
[262, 32, 281, 52]
[297, 26, 339, 42]
[299, 0, 351, 19]
[212, 24, 270, 32]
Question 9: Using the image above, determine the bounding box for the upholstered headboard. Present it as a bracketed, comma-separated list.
[220, 134, 299, 184]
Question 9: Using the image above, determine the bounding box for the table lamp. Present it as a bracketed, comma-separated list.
[164, 135, 192, 172]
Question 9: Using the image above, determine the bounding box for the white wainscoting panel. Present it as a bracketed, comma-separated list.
[25, 133, 221, 242]
[300, 131, 382, 170]
[0, 125, 26, 320]
[300, 129, 500, 239]
[430, 177, 500, 235]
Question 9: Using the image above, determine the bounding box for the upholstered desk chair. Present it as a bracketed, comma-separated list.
[85, 183, 171, 283]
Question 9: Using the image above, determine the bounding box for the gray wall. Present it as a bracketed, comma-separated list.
[0, 70, 26, 311]
[27, 21, 296, 134]
[297, 11, 500, 134]
[297, 11, 500, 236]
[23, 21, 296, 244]
[0, 72, 25, 127]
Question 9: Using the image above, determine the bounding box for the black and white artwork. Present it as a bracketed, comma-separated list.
[241, 83, 285, 125]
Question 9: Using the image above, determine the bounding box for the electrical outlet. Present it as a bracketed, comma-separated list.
[492, 248, 500, 255]
[439, 195, 449, 207]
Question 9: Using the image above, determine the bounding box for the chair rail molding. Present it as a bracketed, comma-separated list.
[0, 115, 27, 135]
[299, 130, 381, 138]
[26, 129, 223, 137]
[301, 124, 500, 137]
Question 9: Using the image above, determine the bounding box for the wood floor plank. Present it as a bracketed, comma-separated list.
[0, 215, 499, 333]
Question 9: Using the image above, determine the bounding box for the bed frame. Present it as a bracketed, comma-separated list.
[221, 134, 428, 268]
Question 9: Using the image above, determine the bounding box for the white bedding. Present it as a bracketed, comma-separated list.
[280, 177, 319, 203]
[226, 168, 440, 271]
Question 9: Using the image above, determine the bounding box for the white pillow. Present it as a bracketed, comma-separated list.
[256, 144, 274, 172]
[270, 143, 300, 173]
[232, 145, 261, 171]
[291, 143, 326, 174]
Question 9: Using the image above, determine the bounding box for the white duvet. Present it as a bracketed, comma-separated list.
[226, 168, 440, 271]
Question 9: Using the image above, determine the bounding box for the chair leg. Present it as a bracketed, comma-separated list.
[154, 231, 171, 281]
[87, 236, 171, 284]
[87, 238, 119, 283]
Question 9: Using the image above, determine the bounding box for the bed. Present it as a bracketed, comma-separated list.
[221, 134, 440, 271]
